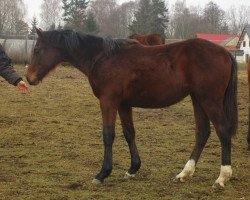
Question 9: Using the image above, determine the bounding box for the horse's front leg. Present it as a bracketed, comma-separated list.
[92, 100, 117, 184]
[118, 105, 141, 178]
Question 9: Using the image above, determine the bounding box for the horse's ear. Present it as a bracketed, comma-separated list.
[35, 27, 43, 37]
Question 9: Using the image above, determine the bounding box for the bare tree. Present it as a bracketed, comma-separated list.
[40, 0, 62, 30]
[169, 0, 198, 39]
[107, 1, 138, 37]
[0, 0, 27, 35]
[227, 5, 250, 34]
[167, 1, 250, 39]
[202, 1, 229, 34]
[227, 6, 238, 34]
[0, 0, 8, 33]
[237, 5, 250, 33]
[90, 0, 118, 36]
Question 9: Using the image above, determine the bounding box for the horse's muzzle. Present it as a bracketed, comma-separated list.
[26, 76, 39, 85]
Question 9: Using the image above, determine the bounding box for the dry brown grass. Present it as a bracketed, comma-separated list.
[0, 66, 249, 199]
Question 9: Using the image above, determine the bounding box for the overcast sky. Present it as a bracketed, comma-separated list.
[23, 0, 250, 24]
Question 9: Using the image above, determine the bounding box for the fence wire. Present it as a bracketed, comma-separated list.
[0, 34, 37, 64]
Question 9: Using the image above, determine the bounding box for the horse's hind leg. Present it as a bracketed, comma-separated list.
[175, 96, 211, 182]
[211, 114, 233, 188]
[203, 102, 233, 188]
[118, 105, 141, 178]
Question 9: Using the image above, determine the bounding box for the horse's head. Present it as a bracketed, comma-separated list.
[26, 28, 67, 85]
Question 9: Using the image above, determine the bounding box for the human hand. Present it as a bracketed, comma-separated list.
[17, 80, 29, 94]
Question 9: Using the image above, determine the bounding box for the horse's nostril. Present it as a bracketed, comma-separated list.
[26, 76, 39, 85]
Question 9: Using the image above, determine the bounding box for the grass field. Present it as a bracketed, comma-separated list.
[0, 66, 249, 200]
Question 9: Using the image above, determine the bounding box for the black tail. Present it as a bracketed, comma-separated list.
[223, 53, 238, 136]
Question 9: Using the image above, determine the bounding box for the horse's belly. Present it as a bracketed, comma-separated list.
[118, 67, 189, 108]
[127, 87, 189, 108]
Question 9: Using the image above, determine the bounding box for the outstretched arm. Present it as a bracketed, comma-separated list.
[0, 45, 29, 94]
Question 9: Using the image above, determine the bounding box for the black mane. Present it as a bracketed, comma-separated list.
[102, 37, 138, 56]
[42, 29, 138, 56]
[42, 29, 81, 50]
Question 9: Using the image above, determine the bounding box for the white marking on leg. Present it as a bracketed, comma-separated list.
[92, 178, 102, 184]
[124, 172, 136, 179]
[213, 165, 232, 188]
[176, 159, 196, 182]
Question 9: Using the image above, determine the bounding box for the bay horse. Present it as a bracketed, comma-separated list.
[26, 28, 237, 188]
[128, 33, 165, 45]
[248, 58, 250, 150]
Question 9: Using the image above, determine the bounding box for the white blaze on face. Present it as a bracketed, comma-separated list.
[214, 165, 232, 187]
[176, 159, 196, 182]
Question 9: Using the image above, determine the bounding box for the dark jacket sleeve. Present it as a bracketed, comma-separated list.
[0, 45, 22, 86]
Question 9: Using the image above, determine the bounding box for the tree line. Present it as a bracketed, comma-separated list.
[0, 0, 250, 39]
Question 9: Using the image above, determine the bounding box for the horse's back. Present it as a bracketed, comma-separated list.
[92, 38, 233, 108]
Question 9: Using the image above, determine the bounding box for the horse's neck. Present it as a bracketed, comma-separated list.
[68, 37, 104, 76]
[67, 53, 92, 77]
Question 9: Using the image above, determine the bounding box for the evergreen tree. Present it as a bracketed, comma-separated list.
[62, 0, 89, 32]
[129, 0, 153, 34]
[62, 0, 71, 22]
[151, 0, 168, 37]
[57, 21, 63, 30]
[84, 12, 99, 34]
[129, 0, 168, 36]
[30, 16, 38, 35]
[49, 23, 56, 30]
[15, 20, 29, 36]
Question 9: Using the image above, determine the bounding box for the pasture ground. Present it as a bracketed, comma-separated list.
[0, 66, 249, 200]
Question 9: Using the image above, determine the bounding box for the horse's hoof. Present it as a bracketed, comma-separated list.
[92, 178, 102, 184]
[212, 182, 225, 190]
[172, 177, 179, 183]
[124, 172, 136, 179]
[173, 177, 185, 183]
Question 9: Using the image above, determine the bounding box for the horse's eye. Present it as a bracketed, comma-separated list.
[34, 48, 40, 54]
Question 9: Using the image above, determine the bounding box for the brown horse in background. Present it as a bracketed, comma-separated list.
[129, 33, 165, 45]
[248, 59, 250, 150]
[27, 28, 237, 188]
